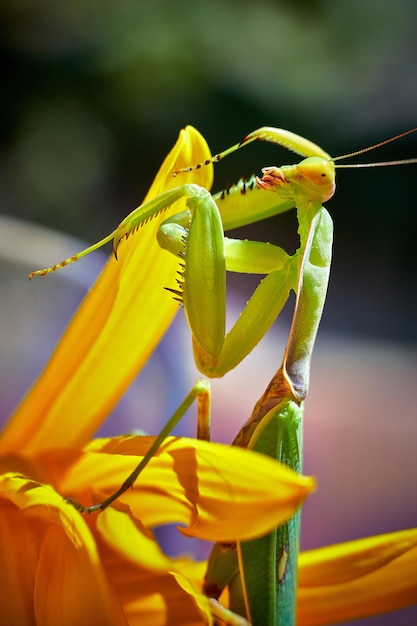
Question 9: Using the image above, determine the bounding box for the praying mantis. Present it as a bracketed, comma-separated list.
[29, 126, 417, 625]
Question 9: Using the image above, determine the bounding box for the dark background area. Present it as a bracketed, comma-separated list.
[1, 2, 416, 624]
[1, 0, 416, 344]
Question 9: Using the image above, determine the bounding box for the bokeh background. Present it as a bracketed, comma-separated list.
[1, 1, 416, 624]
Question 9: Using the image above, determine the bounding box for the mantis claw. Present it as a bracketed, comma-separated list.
[256, 166, 287, 191]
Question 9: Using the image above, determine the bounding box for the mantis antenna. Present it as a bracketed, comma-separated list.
[333, 126, 417, 168]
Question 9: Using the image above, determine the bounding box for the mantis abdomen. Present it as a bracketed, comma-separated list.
[236, 398, 302, 624]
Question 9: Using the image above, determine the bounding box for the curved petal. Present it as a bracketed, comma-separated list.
[95, 505, 212, 625]
[0, 499, 42, 626]
[1, 126, 213, 456]
[0, 472, 127, 626]
[297, 529, 417, 625]
[41, 435, 315, 542]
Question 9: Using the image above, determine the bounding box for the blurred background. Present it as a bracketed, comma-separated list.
[1, 1, 416, 624]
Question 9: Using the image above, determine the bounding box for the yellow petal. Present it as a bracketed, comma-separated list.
[96, 505, 212, 625]
[97, 504, 184, 574]
[89, 503, 211, 626]
[0, 472, 127, 626]
[118, 574, 208, 626]
[44, 435, 315, 542]
[297, 528, 417, 625]
[1, 126, 213, 456]
[171, 570, 212, 625]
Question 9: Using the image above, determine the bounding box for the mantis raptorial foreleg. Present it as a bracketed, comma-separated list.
[28, 127, 341, 381]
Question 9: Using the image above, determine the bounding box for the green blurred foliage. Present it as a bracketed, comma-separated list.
[1, 0, 416, 340]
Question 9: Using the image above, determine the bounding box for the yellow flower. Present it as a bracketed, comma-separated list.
[0, 126, 314, 625]
[0, 125, 415, 625]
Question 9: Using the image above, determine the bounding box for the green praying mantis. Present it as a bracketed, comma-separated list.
[29, 126, 417, 625]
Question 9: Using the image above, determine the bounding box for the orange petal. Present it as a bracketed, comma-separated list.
[97, 504, 185, 574]
[0, 497, 42, 626]
[0, 472, 127, 626]
[46, 435, 315, 542]
[297, 528, 417, 625]
[81, 503, 211, 626]
[96, 506, 212, 625]
[1, 126, 213, 456]
[115, 572, 208, 626]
